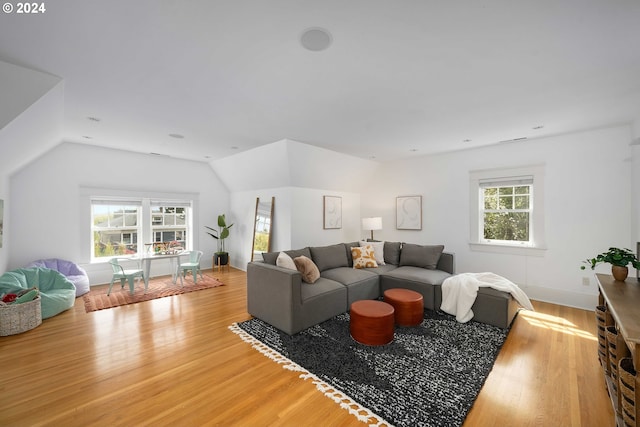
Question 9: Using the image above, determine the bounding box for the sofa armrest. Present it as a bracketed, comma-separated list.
[246, 261, 304, 334]
[436, 252, 455, 274]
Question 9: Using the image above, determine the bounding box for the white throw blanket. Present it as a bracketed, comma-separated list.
[440, 272, 534, 323]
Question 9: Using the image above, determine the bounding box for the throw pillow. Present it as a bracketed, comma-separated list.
[399, 243, 444, 269]
[359, 240, 385, 265]
[309, 244, 349, 272]
[384, 241, 402, 265]
[351, 246, 378, 269]
[276, 252, 297, 270]
[344, 241, 360, 267]
[293, 256, 321, 284]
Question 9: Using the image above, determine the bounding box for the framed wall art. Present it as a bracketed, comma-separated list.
[323, 196, 342, 229]
[396, 195, 422, 230]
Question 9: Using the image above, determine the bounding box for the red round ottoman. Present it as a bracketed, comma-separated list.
[350, 300, 395, 345]
[383, 288, 424, 326]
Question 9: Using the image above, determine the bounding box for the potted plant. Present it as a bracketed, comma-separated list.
[581, 247, 640, 281]
[205, 214, 234, 267]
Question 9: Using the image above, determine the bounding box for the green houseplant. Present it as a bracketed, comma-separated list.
[205, 214, 234, 267]
[581, 247, 640, 281]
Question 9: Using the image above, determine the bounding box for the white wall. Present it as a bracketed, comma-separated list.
[212, 139, 378, 192]
[9, 142, 229, 284]
[362, 125, 635, 310]
[0, 74, 64, 275]
[230, 186, 362, 270]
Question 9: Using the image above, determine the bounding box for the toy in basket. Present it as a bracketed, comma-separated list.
[0, 288, 42, 336]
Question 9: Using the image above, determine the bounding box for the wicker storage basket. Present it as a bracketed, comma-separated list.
[0, 296, 42, 336]
[608, 325, 632, 415]
[596, 306, 610, 374]
[608, 326, 621, 383]
[619, 357, 637, 427]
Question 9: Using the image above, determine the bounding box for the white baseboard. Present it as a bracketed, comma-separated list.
[523, 285, 598, 311]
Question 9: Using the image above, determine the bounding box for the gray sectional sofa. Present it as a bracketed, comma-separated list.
[247, 241, 519, 335]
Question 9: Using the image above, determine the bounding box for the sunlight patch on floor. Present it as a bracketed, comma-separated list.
[519, 309, 596, 341]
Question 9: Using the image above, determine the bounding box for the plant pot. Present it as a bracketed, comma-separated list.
[214, 252, 229, 267]
[612, 265, 629, 281]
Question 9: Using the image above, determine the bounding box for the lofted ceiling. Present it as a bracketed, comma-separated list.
[1, 0, 639, 163]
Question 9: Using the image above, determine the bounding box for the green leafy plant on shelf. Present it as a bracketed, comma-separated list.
[580, 247, 640, 270]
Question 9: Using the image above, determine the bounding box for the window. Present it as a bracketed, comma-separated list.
[469, 165, 546, 255]
[151, 204, 188, 250]
[91, 201, 141, 258]
[91, 198, 192, 261]
[480, 178, 532, 244]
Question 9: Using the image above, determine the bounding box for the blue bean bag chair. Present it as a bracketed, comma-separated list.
[0, 267, 76, 319]
[26, 258, 90, 297]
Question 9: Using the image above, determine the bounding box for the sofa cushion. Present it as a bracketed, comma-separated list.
[399, 243, 444, 269]
[293, 256, 320, 284]
[263, 248, 311, 265]
[310, 244, 349, 272]
[384, 241, 402, 265]
[276, 252, 296, 270]
[351, 246, 378, 269]
[359, 240, 385, 265]
[321, 267, 380, 304]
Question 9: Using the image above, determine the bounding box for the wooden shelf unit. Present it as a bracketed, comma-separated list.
[596, 273, 640, 427]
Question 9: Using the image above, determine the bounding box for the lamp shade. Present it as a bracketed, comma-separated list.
[362, 217, 382, 231]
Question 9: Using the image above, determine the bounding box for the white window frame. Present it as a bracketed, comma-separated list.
[89, 197, 194, 263]
[91, 199, 142, 260]
[469, 165, 546, 256]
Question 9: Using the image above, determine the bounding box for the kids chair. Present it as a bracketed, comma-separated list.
[108, 258, 145, 296]
[179, 251, 204, 286]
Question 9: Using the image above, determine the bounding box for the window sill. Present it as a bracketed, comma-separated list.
[468, 242, 547, 257]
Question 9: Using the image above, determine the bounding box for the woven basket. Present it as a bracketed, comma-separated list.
[0, 296, 42, 336]
[596, 306, 610, 374]
[619, 357, 637, 427]
[608, 326, 621, 382]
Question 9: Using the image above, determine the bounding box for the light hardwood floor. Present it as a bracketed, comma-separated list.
[0, 268, 614, 427]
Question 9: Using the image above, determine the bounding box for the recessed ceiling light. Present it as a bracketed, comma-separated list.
[168, 133, 184, 139]
[300, 27, 332, 51]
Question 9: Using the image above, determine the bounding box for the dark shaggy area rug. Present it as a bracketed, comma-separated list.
[230, 310, 511, 427]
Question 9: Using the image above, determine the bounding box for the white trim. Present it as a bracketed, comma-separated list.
[524, 285, 598, 311]
[469, 242, 547, 257]
[469, 164, 546, 254]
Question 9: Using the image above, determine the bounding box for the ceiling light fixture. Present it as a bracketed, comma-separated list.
[300, 27, 332, 51]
